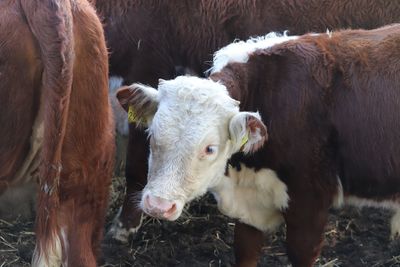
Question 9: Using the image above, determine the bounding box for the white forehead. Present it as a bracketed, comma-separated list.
[210, 32, 299, 73]
[157, 76, 239, 113]
[149, 76, 239, 142]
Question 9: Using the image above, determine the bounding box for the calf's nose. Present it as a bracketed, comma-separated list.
[143, 194, 177, 219]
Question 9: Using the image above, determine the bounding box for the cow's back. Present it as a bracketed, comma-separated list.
[98, 0, 400, 84]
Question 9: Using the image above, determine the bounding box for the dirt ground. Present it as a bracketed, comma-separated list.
[1, 176, 399, 267]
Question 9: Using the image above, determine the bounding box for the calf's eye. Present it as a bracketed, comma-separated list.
[205, 145, 217, 155]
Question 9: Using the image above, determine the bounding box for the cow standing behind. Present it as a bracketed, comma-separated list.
[91, 0, 400, 247]
[116, 24, 400, 267]
[0, 0, 114, 265]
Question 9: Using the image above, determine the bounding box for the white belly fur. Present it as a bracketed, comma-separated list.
[333, 178, 400, 238]
[210, 164, 289, 232]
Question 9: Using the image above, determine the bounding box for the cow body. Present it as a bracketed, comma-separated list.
[0, 0, 114, 265]
[210, 26, 400, 266]
[92, 0, 400, 245]
[117, 24, 400, 266]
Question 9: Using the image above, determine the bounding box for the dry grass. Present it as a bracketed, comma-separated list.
[0, 218, 33, 267]
[0, 177, 399, 266]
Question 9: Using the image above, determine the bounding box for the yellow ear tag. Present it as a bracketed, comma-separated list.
[240, 132, 249, 151]
[128, 105, 137, 123]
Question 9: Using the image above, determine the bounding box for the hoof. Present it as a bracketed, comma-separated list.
[107, 208, 144, 243]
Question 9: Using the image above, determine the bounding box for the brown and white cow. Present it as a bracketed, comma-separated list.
[116, 24, 400, 267]
[91, 0, 400, 243]
[0, 0, 114, 266]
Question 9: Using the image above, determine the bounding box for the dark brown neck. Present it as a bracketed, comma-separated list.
[209, 63, 250, 108]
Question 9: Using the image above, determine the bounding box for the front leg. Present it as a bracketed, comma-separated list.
[284, 187, 332, 267]
[109, 126, 149, 242]
[234, 222, 264, 267]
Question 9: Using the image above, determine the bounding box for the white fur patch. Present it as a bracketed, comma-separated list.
[391, 209, 400, 239]
[344, 196, 399, 210]
[32, 228, 65, 267]
[210, 32, 299, 74]
[333, 177, 344, 208]
[60, 227, 68, 266]
[107, 208, 144, 243]
[334, 178, 399, 210]
[109, 76, 129, 136]
[210, 164, 289, 232]
[157, 76, 239, 112]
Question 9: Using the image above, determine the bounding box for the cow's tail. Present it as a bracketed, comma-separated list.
[20, 0, 74, 266]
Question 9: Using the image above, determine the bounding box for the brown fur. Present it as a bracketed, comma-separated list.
[0, 0, 114, 265]
[95, 0, 400, 85]
[210, 24, 400, 267]
[96, 0, 400, 265]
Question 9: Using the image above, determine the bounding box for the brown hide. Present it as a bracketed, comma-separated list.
[210, 24, 400, 267]
[96, 0, 400, 84]
[95, 0, 400, 266]
[0, 0, 114, 265]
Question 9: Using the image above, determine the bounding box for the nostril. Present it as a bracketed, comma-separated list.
[164, 203, 177, 218]
[170, 203, 176, 213]
[144, 195, 175, 214]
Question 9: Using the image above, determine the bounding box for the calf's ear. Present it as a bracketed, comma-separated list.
[116, 83, 159, 126]
[229, 112, 268, 154]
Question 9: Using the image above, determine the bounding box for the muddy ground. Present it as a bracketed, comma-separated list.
[1, 176, 399, 267]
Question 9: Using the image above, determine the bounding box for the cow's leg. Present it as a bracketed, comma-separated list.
[33, 163, 113, 267]
[284, 192, 331, 267]
[234, 222, 264, 267]
[391, 208, 400, 239]
[59, 166, 112, 267]
[109, 126, 149, 242]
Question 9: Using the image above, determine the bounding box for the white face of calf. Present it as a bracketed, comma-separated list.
[117, 76, 267, 221]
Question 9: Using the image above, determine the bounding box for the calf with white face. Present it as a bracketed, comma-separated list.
[116, 76, 268, 222]
[116, 28, 400, 267]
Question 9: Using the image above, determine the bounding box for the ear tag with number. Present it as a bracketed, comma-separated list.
[128, 105, 137, 123]
[240, 132, 249, 151]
